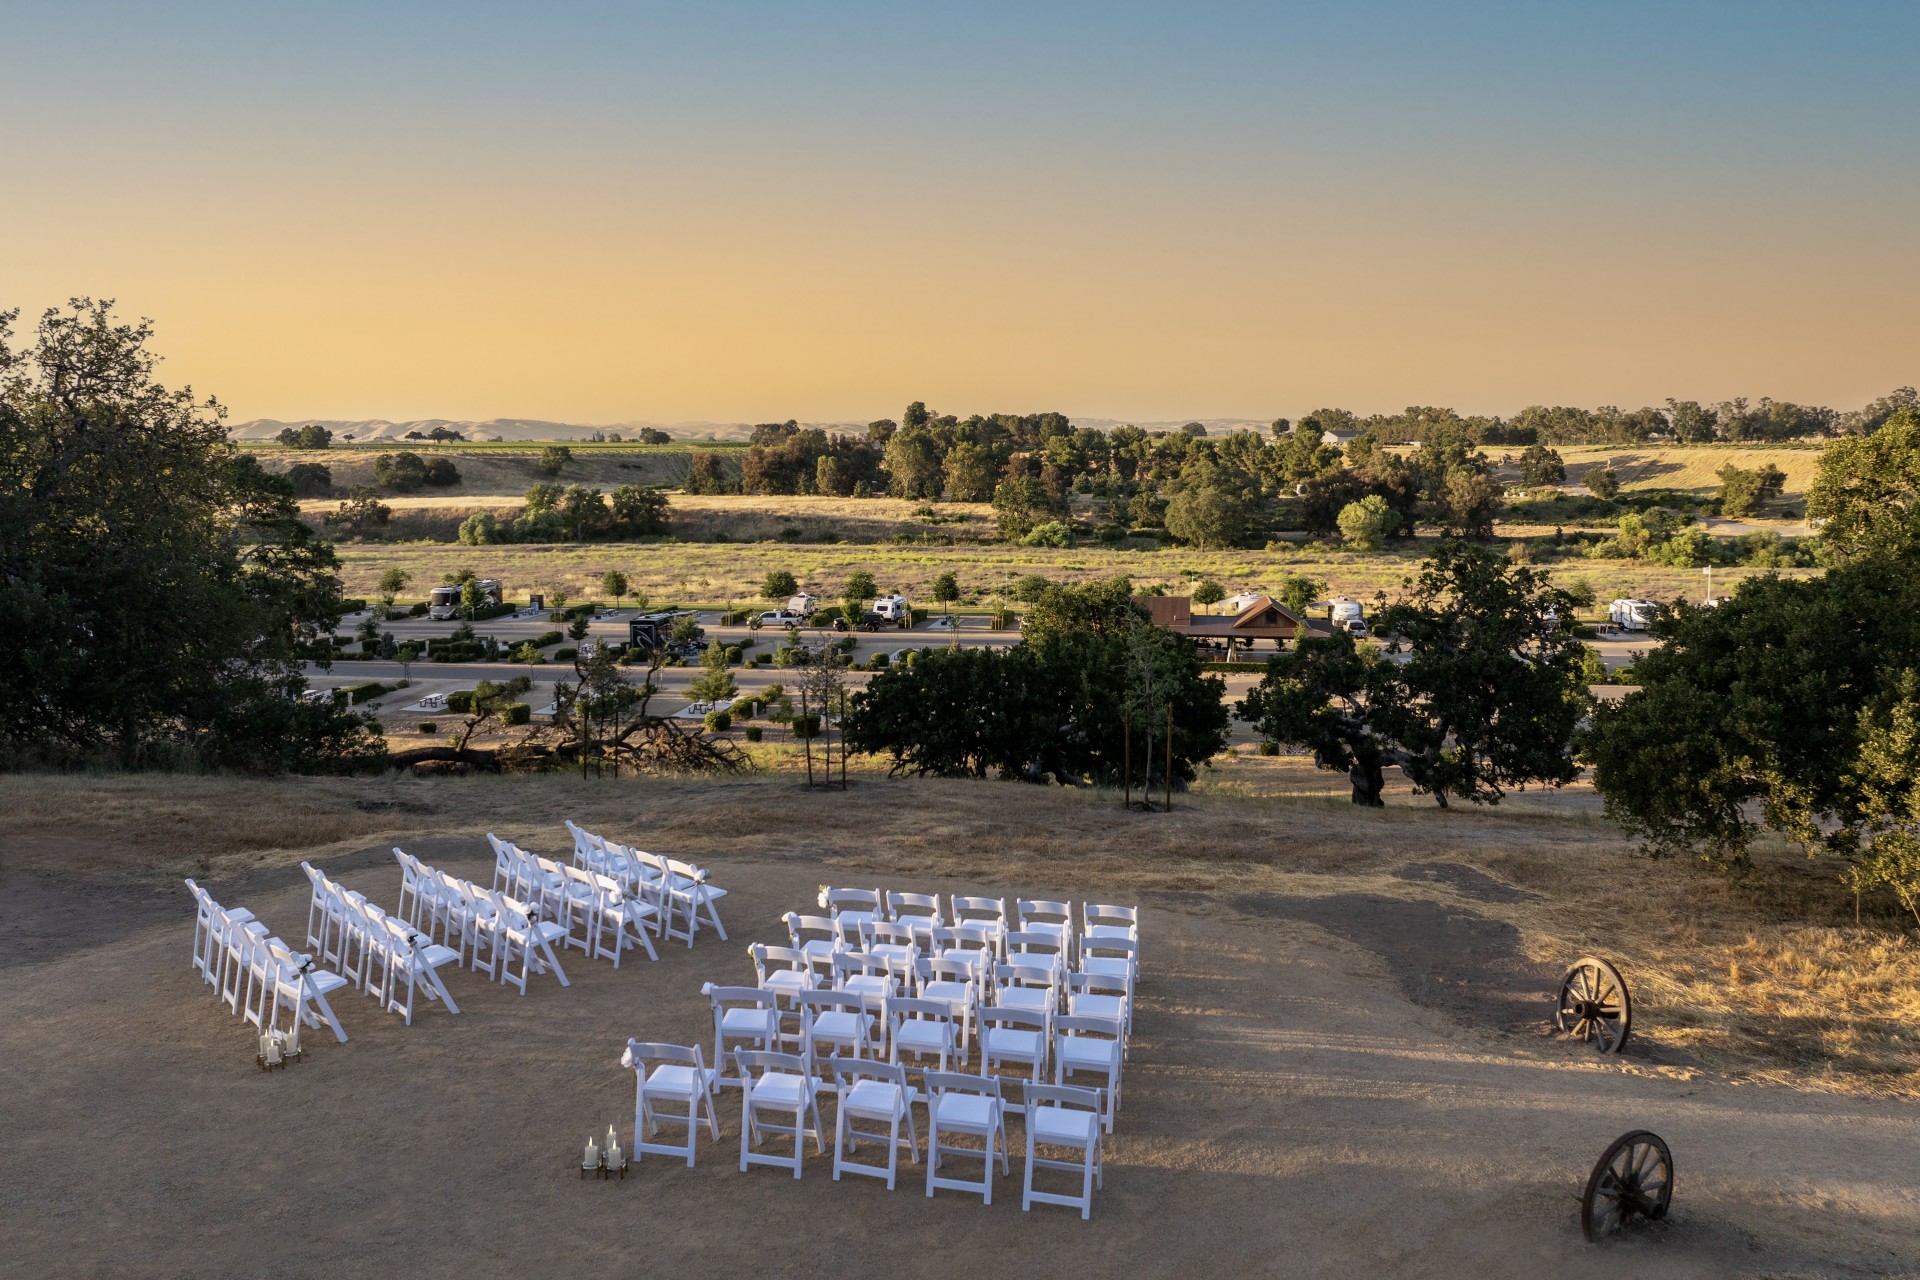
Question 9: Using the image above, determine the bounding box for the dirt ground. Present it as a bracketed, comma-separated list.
[1, 773, 1915, 1278]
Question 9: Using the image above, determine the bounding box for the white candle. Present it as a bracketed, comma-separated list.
[584, 1137, 598, 1167]
[285, 1018, 300, 1056]
[261, 1033, 281, 1066]
[606, 1124, 618, 1156]
[608, 1140, 622, 1168]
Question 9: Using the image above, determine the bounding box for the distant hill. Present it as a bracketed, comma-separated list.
[231, 415, 1280, 443]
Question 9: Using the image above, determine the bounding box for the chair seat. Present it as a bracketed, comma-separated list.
[1086, 924, 1135, 942]
[800, 939, 837, 960]
[1059, 1037, 1121, 1071]
[748, 1072, 815, 1107]
[527, 921, 569, 945]
[762, 971, 811, 995]
[985, 1028, 1043, 1059]
[896, 1023, 953, 1053]
[811, 1011, 870, 1041]
[721, 1008, 778, 1037]
[841, 976, 891, 999]
[922, 981, 972, 1005]
[1000, 990, 1053, 1013]
[301, 971, 350, 996]
[1032, 1104, 1098, 1146]
[1070, 994, 1126, 1022]
[841, 1079, 907, 1118]
[416, 943, 460, 967]
[645, 1065, 716, 1098]
[1083, 957, 1134, 980]
[933, 1093, 996, 1130]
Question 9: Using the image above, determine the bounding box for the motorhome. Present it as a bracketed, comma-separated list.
[628, 610, 701, 650]
[1329, 598, 1369, 637]
[428, 578, 501, 620]
[869, 594, 911, 622]
[1608, 598, 1658, 632]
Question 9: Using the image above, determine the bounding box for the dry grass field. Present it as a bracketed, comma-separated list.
[1550, 445, 1827, 499]
[326, 534, 1804, 612]
[2, 765, 1915, 1277]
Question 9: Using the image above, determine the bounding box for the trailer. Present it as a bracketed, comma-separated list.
[1328, 597, 1369, 638]
[1608, 598, 1658, 632]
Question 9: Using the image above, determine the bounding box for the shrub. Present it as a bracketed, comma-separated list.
[1337, 495, 1395, 550]
[869, 651, 891, 670]
[417, 721, 438, 734]
[1257, 740, 1280, 756]
[531, 630, 564, 648]
[554, 647, 578, 661]
[744, 725, 763, 742]
[445, 690, 476, 714]
[704, 709, 732, 732]
[791, 713, 822, 739]
[511, 642, 543, 664]
[1021, 520, 1074, 548]
[503, 702, 532, 726]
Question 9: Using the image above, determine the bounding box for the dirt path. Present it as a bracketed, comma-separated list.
[2, 844, 1914, 1279]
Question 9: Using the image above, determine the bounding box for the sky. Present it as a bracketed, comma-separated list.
[2, 2, 1916, 425]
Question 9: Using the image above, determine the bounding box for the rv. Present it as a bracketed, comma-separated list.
[869, 594, 911, 622]
[786, 593, 819, 618]
[428, 578, 501, 620]
[1328, 598, 1369, 637]
[628, 610, 701, 651]
[1608, 598, 1658, 632]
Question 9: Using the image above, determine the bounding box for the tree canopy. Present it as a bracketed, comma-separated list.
[1584, 555, 1920, 921]
[0, 300, 380, 770]
[1238, 544, 1589, 806]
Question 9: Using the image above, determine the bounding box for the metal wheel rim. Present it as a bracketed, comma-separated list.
[1581, 1129, 1673, 1242]
[1556, 956, 1632, 1055]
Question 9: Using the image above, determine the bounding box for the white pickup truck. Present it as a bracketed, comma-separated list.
[757, 609, 807, 627]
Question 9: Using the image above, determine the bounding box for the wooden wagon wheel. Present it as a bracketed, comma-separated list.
[1555, 956, 1631, 1054]
[1580, 1129, 1673, 1242]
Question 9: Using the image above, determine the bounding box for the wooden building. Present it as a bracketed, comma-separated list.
[1136, 594, 1326, 659]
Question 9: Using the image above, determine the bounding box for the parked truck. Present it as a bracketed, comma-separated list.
[428, 578, 501, 620]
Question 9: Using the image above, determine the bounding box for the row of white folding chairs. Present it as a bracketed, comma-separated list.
[564, 821, 730, 946]
[769, 922, 1140, 1029]
[405, 847, 648, 973]
[302, 862, 465, 1024]
[388, 851, 574, 994]
[620, 1038, 1108, 1217]
[814, 889, 1140, 966]
[715, 967, 1130, 1117]
[185, 879, 350, 1043]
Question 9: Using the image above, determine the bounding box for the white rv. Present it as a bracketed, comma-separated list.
[1328, 598, 1369, 637]
[870, 594, 911, 622]
[428, 578, 502, 620]
[785, 592, 819, 618]
[1608, 598, 1658, 632]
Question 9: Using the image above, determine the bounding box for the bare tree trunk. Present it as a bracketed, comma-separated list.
[801, 690, 814, 786]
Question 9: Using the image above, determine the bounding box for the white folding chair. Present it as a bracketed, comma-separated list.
[1054, 1013, 1123, 1131]
[950, 895, 1009, 958]
[622, 1041, 720, 1167]
[381, 918, 462, 1025]
[1007, 930, 1069, 982]
[798, 989, 876, 1069]
[923, 1071, 1010, 1204]
[1022, 1083, 1104, 1219]
[981, 1005, 1050, 1110]
[886, 890, 943, 929]
[831, 951, 897, 1056]
[830, 1058, 919, 1190]
[1083, 902, 1140, 957]
[887, 996, 958, 1076]
[1017, 898, 1074, 945]
[492, 892, 570, 995]
[589, 872, 661, 966]
[916, 954, 980, 1061]
[735, 1049, 826, 1179]
[1080, 937, 1139, 1033]
[783, 912, 839, 967]
[705, 984, 779, 1089]
[269, 941, 352, 1043]
[663, 857, 728, 946]
[1066, 971, 1132, 1058]
[994, 962, 1059, 1016]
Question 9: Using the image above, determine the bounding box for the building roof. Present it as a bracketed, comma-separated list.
[1138, 594, 1312, 639]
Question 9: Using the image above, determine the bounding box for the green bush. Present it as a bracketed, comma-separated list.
[791, 713, 822, 739]
[340, 681, 393, 704]
[418, 721, 438, 734]
[445, 690, 476, 714]
[704, 709, 732, 733]
[503, 703, 531, 726]
[869, 651, 891, 670]
[554, 647, 578, 661]
[407, 601, 430, 617]
[531, 630, 564, 648]
[1256, 740, 1280, 756]
[744, 725, 764, 742]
